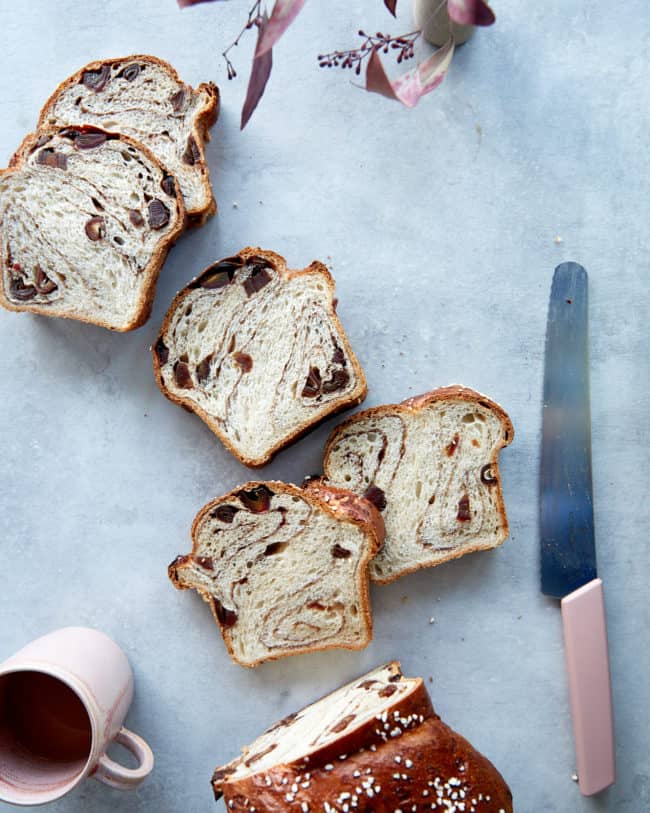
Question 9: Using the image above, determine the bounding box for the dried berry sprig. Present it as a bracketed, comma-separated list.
[318, 30, 421, 76]
[222, 0, 263, 80]
[319, 0, 497, 109]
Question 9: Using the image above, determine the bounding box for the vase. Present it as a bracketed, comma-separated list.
[413, 0, 475, 46]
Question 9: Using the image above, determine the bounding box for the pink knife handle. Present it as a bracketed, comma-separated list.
[561, 578, 615, 795]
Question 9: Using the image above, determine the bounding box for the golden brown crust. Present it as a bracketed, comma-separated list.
[302, 479, 385, 547]
[152, 247, 368, 467]
[168, 480, 382, 668]
[213, 664, 512, 812]
[0, 127, 185, 332]
[36, 55, 219, 226]
[400, 385, 514, 443]
[219, 716, 513, 812]
[183, 80, 219, 227]
[323, 386, 514, 584]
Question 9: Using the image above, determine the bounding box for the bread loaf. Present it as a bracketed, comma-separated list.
[168, 480, 384, 667]
[212, 661, 513, 812]
[323, 387, 513, 583]
[0, 127, 183, 331]
[38, 55, 219, 226]
[153, 248, 367, 467]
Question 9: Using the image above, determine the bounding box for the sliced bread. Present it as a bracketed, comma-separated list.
[168, 480, 384, 667]
[38, 55, 219, 225]
[152, 248, 367, 467]
[0, 127, 184, 331]
[323, 386, 514, 583]
[212, 661, 513, 812]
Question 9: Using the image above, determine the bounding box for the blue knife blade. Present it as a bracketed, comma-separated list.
[540, 263, 615, 796]
[540, 262, 596, 599]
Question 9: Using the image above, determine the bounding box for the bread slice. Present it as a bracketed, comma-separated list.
[38, 55, 219, 226]
[168, 480, 384, 668]
[0, 127, 184, 331]
[152, 248, 367, 467]
[323, 386, 514, 583]
[212, 661, 513, 813]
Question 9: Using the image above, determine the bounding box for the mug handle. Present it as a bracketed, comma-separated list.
[93, 727, 154, 790]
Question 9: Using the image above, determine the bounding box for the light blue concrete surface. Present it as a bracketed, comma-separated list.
[0, 1, 648, 810]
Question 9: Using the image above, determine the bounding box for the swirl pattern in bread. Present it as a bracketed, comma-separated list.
[323, 387, 514, 583]
[153, 248, 367, 467]
[168, 480, 384, 667]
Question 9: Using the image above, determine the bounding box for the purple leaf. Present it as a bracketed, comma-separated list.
[366, 51, 400, 101]
[366, 37, 454, 108]
[177, 0, 223, 7]
[384, 0, 398, 16]
[256, 0, 306, 57]
[447, 0, 496, 26]
[241, 18, 273, 129]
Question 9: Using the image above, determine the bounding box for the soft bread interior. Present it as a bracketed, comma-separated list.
[225, 663, 418, 779]
[325, 397, 509, 581]
[173, 484, 373, 666]
[157, 257, 362, 463]
[41, 58, 213, 214]
[0, 131, 179, 328]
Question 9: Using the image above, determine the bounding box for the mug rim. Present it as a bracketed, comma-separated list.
[0, 661, 101, 806]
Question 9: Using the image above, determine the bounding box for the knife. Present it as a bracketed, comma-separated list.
[540, 262, 615, 796]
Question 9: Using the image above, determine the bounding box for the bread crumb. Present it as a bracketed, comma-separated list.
[401, 595, 408, 604]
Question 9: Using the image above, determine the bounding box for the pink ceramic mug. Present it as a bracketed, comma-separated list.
[0, 627, 154, 805]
